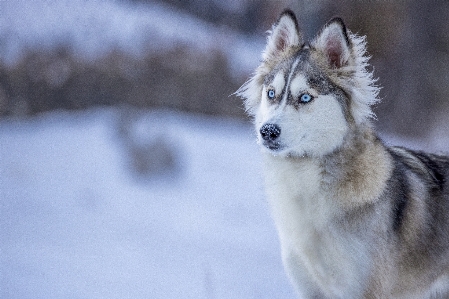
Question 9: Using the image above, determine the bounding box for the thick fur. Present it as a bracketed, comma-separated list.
[237, 10, 449, 298]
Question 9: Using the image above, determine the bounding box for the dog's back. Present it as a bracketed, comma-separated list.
[381, 147, 449, 297]
[237, 10, 449, 298]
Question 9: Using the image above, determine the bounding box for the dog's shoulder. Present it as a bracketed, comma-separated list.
[387, 146, 449, 191]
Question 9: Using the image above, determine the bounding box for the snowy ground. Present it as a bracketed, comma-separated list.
[0, 108, 296, 299]
[2, 109, 449, 299]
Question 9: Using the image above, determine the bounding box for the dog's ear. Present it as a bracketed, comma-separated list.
[312, 18, 350, 68]
[312, 18, 381, 124]
[262, 10, 303, 61]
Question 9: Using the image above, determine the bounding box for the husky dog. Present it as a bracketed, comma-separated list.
[237, 10, 449, 299]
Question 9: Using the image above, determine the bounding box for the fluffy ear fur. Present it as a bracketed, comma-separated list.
[236, 10, 303, 115]
[312, 18, 350, 68]
[312, 17, 380, 124]
[262, 10, 303, 62]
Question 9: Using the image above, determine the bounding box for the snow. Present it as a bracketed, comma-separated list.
[0, 108, 296, 299]
[1, 110, 448, 299]
[0, 0, 263, 77]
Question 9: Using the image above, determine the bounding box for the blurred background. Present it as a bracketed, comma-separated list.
[1, 0, 449, 137]
[1, 1, 449, 298]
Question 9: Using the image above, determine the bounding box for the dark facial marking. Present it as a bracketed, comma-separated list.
[263, 55, 303, 105]
[262, 46, 354, 125]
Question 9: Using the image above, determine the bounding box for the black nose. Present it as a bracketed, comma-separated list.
[260, 123, 281, 141]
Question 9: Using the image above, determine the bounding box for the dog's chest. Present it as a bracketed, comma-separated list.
[262, 155, 332, 231]
[263, 155, 369, 296]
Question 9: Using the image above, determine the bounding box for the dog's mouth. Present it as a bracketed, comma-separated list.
[262, 140, 283, 151]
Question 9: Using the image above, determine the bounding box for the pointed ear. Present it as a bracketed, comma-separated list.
[312, 17, 351, 68]
[262, 10, 303, 61]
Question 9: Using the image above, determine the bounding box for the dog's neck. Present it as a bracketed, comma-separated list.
[321, 125, 392, 209]
[262, 125, 392, 211]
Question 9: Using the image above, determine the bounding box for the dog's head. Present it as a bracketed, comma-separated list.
[237, 10, 379, 158]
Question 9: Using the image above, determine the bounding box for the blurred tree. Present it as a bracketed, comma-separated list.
[1, 0, 448, 140]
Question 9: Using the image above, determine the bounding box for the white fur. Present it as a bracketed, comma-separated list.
[263, 155, 370, 298]
[342, 33, 380, 125]
[289, 75, 311, 98]
[258, 71, 361, 295]
[235, 12, 303, 116]
[312, 22, 351, 67]
[256, 73, 348, 158]
[271, 71, 286, 95]
[263, 13, 302, 62]
[311, 25, 380, 125]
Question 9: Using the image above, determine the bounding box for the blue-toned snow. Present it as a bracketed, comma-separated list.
[2, 109, 448, 299]
[0, 109, 296, 299]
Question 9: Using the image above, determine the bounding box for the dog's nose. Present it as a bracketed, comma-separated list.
[260, 123, 281, 141]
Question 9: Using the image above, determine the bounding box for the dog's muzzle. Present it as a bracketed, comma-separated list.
[260, 123, 281, 150]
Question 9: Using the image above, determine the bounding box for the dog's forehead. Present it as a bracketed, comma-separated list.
[271, 71, 285, 92]
[263, 47, 342, 99]
[264, 49, 310, 84]
[264, 59, 290, 85]
[290, 74, 308, 96]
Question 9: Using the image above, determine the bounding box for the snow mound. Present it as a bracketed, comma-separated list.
[0, 108, 295, 299]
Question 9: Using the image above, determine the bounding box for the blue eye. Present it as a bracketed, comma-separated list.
[300, 93, 313, 103]
[267, 89, 275, 99]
